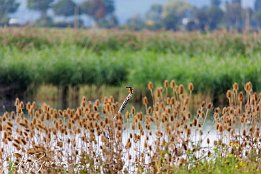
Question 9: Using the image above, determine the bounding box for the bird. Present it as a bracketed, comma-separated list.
[118, 86, 133, 114]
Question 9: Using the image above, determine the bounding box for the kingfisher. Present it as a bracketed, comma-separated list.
[118, 86, 133, 114]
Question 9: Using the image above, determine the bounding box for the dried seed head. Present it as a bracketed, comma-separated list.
[82, 96, 86, 102]
[188, 83, 193, 92]
[170, 80, 176, 89]
[156, 87, 162, 98]
[164, 80, 169, 89]
[219, 125, 223, 132]
[218, 139, 222, 145]
[208, 151, 211, 157]
[15, 98, 19, 106]
[147, 107, 152, 114]
[143, 96, 148, 106]
[226, 90, 232, 99]
[131, 106, 135, 115]
[19, 102, 24, 109]
[207, 103, 212, 109]
[193, 119, 197, 127]
[207, 138, 210, 144]
[26, 102, 31, 111]
[178, 85, 184, 95]
[186, 128, 191, 136]
[93, 106, 98, 111]
[243, 129, 246, 136]
[201, 101, 206, 108]
[94, 99, 99, 107]
[148, 81, 153, 91]
[233, 82, 238, 92]
[245, 82, 252, 92]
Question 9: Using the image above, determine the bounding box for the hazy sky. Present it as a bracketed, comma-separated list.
[115, 0, 254, 23]
[12, 0, 255, 24]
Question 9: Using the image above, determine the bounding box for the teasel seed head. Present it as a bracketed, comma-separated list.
[164, 80, 169, 89]
[188, 82, 193, 92]
[169, 80, 176, 89]
[207, 103, 212, 109]
[207, 138, 210, 144]
[178, 85, 184, 95]
[245, 81, 252, 92]
[226, 90, 232, 99]
[143, 96, 148, 106]
[193, 119, 197, 127]
[93, 105, 98, 112]
[219, 125, 223, 132]
[218, 139, 222, 145]
[26, 102, 31, 111]
[156, 87, 162, 98]
[186, 128, 191, 136]
[82, 96, 86, 102]
[148, 81, 153, 91]
[15, 98, 19, 106]
[147, 106, 152, 114]
[131, 106, 135, 115]
[233, 82, 238, 92]
[208, 151, 211, 157]
[242, 129, 247, 136]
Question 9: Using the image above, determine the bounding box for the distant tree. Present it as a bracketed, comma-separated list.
[254, 10, 261, 28]
[162, 0, 193, 30]
[145, 4, 163, 30]
[162, 8, 179, 30]
[27, 0, 54, 17]
[52, 0, 83, 28]
[225, 0, 243, 30]
[27, 0, 54, 26]
[146, 4, 163, 21]
[255, 0, 261, 11]
[196, 2, 224, 32]
[232, 0, 241, 4]
[164, 0, 192, 18]
[242, 7, 252, 31]
[0, 0, 20, 24]
[97, 15, 118, 28]
[52, 0, 76, 17]
[208, 1, 224, 30]
[126, 15, 144, 31]
[80, 0, 116, 27]
[196, 6, 209, 31]
[211, 0, 222, 7]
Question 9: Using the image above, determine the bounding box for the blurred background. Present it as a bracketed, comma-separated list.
[1, 0, 260, 31]
[0, 0, 260, 112]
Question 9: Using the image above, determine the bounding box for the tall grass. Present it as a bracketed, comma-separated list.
[1, 28, 261, 56]
[1, 45, 260, 91]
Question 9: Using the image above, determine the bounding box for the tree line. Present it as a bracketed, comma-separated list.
[128, 0, 261, 31]
[0, 0, 116, 28]
[2, 0, 261, 31]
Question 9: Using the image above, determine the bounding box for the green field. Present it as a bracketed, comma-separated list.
[0, 28, 260, 105]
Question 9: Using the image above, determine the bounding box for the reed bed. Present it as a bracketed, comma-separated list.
[0, 28, 260, 101]
[1, 28, 261, 55]
[0, 81, 260, 173]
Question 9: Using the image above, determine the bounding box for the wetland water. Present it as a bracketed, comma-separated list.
[2, 116, 217, 173]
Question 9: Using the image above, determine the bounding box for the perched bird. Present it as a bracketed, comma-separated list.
[118, 86, 133, 114]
